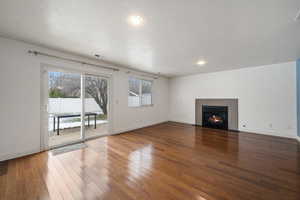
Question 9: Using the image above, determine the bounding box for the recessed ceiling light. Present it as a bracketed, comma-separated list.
[295, 9, 300, 21]
[94, 54, 101, 59]
[197, 60, 207, 66]
[128, 15, 144, 26]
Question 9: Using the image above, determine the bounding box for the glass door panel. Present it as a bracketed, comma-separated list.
[48, 71, 82, 147]
[84, 75, 109, 139]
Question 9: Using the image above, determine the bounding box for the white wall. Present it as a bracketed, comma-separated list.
[169, 62, 297, 139]
[0, 37, 169, 161]
[0, 36, 297, 161]
[113, 73, 169, 133]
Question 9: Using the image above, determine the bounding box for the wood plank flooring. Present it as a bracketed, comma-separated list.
[0, 122, 299, 200]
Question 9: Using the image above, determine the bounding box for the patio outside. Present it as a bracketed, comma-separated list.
[48, 98, 108, 147]
[48, 72, 109, 147]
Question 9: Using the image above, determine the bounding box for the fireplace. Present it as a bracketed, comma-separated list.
[202, 105, 228, 130]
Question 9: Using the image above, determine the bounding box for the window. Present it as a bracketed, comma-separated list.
[128, 77, 153, 107]
[128, 77, 141, 107]
[141, 80, 152, 105]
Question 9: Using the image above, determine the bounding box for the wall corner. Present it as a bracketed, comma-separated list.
[297, 59, 300, 137]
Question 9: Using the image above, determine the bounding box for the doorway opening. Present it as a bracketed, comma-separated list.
[43, 68, 110, 149]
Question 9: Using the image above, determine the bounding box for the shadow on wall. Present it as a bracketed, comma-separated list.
[297, 59, 300, 137]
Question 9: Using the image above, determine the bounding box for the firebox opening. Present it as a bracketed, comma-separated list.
[202, 105, 228, 130]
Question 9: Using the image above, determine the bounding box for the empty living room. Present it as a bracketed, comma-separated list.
[0, 1, 300, 200]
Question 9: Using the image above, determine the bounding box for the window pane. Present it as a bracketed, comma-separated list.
[85, 75, 109, 139]
[141, 80, 152, 105]
[128, 77, 141, 107]
[48, 71, 81, 147]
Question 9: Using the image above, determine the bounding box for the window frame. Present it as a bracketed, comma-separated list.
[128, 76, 153, 107]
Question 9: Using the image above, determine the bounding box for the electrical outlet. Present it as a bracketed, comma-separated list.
[242, 124, 246, 128]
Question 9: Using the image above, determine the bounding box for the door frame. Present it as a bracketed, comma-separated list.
[40, 63, 114, 150]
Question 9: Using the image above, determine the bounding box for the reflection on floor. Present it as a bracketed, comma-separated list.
[1, 122, 299, 200]
[49, 123, 108, 147]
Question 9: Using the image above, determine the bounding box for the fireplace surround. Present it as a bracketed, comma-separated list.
[195, 99, 238, 131]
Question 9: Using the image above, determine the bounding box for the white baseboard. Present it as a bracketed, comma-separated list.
[0, 121, 168, 161]
[168, 120, 195, 126]
[170, 121, 299, 140]
[0, 148, 41, 162]
[238, 126, 299, 139]
[113, 121, 168, 135]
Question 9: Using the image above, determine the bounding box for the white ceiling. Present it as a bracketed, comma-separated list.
[0, 0, 299, 77]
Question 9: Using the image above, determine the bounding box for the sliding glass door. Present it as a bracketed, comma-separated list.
[45, 69, 110, 148]
[84, 75, 109, 139]
[48, 71, 82, 147]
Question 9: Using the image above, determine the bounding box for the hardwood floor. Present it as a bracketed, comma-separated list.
[0, 122, 299, 200]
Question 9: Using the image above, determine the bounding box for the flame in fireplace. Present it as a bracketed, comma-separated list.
[208, 115, 223, 123]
